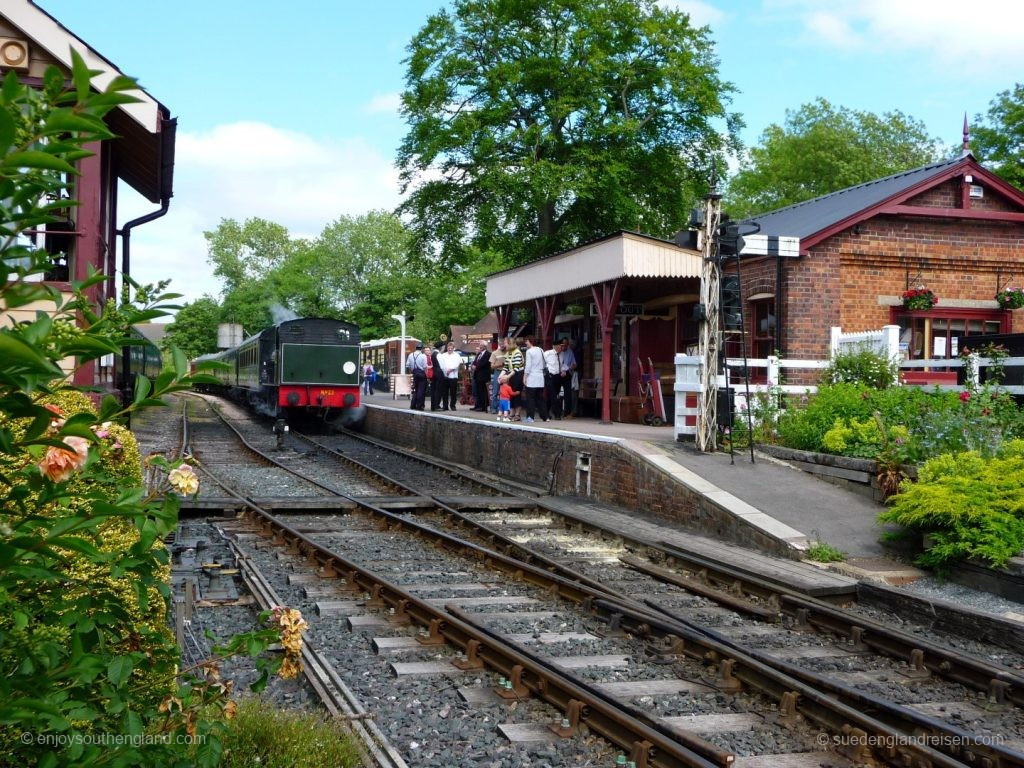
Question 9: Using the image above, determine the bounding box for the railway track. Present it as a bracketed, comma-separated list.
[168, 393, 1024, 767]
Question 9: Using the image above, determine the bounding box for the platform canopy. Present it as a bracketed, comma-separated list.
[486, 231, 701, 307]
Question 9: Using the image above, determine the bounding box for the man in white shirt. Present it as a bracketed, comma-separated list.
[436, 341, 463, 411]
[406, 343, 428, 410]
[522, 337, 549, 422]
[543, 341, 562, 419]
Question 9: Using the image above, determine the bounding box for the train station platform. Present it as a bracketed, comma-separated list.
[360, 392, 917, 588]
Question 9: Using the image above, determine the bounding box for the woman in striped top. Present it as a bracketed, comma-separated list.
[502, 337, 525, 421]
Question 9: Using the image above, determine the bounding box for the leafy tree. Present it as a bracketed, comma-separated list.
[971, 83, 1024, 189]
[163, 296, 223, 359]
[725, 98, 943, 218]
[408, 246, 509, 341]
[397, 0, 741, 269]
[305, 210, 419, 336]
[204, 218, 305, 333]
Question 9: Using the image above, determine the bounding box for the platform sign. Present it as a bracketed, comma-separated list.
[588, 302, 645, 317]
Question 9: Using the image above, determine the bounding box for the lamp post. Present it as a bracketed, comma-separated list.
[390, 312, 406, 401]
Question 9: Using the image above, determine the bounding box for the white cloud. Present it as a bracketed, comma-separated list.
[364, 92, 402, 115]
[771, 0, 1024, 72]
[119, 121, 404, 306]
[657, 0, 726, 27]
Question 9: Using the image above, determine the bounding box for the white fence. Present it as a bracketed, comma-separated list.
[673, 325, 1024, 440]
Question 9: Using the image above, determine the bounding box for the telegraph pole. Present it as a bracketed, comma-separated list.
[696, 194, 722, 453]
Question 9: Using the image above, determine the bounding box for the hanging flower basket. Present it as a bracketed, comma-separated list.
[996, 287, 1024, 309]
[902, 287, 937, 310]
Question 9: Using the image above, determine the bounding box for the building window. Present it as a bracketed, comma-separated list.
[750, 297, 776, 359]
[894, 308, 1007, 360]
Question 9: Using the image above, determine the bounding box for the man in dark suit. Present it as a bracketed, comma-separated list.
[470, 341, 492, 411]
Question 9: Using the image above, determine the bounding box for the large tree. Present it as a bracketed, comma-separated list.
[725, 98, 943, 219]
[397, 0, 741, 268]
[204, 217, 304, 333]
[162, 296, 223, 359]
[972, 83, 1024, 190]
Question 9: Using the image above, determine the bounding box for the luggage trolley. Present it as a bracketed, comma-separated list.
[637, 357, 667, 426]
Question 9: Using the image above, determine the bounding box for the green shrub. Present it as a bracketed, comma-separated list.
[879, 445, 1024, 570]
[217, 699, 362, 768]
[776, 382, 875, 451]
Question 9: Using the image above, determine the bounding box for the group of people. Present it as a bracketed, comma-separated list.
[405, 334, 578, 423]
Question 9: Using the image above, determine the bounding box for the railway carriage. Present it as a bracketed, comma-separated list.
[198, 318, 363, 423]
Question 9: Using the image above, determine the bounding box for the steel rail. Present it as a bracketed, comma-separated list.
[635, 599, 1024, 768]
[185, 402, 727, 766]
[184, 396, 1023, 767]
[229, 541, 408, 768]
[632, 543, 1024, 709]
[205, 400, 638, 603]
[300, 428, 530, 497]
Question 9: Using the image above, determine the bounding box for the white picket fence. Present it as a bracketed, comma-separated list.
[674, 325, 1024, 440]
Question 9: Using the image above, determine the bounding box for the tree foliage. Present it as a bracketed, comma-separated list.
[725, 98, 943, 218]
[202, 212, 429, 340]
[162, 296, 222, 359]
[971, 83, 1024, 189]
[397, 0, 741, 268]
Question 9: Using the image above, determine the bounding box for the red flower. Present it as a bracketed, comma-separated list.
[959, 390, 971, 403]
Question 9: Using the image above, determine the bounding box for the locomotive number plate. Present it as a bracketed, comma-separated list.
[319, 389, 335, 396]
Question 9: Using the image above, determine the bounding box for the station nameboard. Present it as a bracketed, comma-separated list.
[588, 302, 645, 317]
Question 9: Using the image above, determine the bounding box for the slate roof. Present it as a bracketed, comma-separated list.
[740, 154, 970, 242]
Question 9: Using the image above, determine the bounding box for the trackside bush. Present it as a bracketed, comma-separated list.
[879, 441, 1024, 570]
[0, 53, 311, 768]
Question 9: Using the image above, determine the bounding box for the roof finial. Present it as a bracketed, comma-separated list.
[962, 112, 970, 152]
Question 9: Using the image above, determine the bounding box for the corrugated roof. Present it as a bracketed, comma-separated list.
[740, 155, 969, 241]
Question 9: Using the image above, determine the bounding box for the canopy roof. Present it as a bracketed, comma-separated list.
[486, 231, 701, 307]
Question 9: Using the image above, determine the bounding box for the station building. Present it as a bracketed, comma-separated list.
[484, 137, 1024, 422]
[0, 0, 176, 391]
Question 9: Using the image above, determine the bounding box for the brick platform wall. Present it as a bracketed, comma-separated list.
[363, 407, 798, 559]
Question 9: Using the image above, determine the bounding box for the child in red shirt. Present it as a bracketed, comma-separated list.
[497, 375, 515, 421]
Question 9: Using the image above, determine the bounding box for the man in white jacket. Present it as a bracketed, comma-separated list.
[436, 341, 463, 411]
[522, 337, 549, 423]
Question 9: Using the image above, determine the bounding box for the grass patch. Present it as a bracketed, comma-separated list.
[805, 539, 846, 563]
[218, 698, 363, 768]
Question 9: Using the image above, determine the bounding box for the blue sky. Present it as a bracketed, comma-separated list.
[35, 0, 1024, 306]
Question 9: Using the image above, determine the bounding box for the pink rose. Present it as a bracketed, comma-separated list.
[38, 436, 90, 483]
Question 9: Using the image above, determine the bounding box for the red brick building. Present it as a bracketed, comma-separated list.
[1, 1, 176, 390]
[735, 146, 1024, 364]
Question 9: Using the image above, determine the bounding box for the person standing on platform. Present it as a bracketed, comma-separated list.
[362, 361, 375, 396]
[488, 340, 506, 414]
[522, 337, 549, 423]
[438, 340, 463, 411]
[503, 337, 525, 421]
[406, 343, 428, 410]
[470, 341, 491, 411]
[429, 342, 443, 411]
[543, 340, 561, 419]
[557, 338, 577, 419]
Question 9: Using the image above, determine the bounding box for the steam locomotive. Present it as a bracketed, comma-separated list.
[197, 317, 364, 424]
